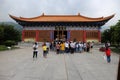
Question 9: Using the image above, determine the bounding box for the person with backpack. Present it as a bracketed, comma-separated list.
[33, 42, 38, 58]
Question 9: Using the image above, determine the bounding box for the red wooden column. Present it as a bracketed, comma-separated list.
[36, 30, 39, 42]
[22, 30, 25, 41]
[83, 30, 86, 42]
[98, 30, 101, 42]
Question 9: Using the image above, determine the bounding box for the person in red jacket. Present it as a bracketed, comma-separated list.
[105, 46, 111, 63]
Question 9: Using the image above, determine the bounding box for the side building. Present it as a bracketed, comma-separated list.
[9, 13, 114, 42]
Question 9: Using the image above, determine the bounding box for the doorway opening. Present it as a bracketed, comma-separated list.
[54, 30, 67, 41]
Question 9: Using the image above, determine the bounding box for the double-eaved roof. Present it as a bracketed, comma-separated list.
[9, 13, 114, 22]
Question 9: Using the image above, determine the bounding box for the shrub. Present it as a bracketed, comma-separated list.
[4, 40, 16, 47]
[0, 45, 7, 51]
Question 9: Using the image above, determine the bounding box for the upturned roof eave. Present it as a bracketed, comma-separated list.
[9, 14, 115, 23]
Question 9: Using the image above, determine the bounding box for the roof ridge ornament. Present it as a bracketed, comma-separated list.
[78, 13, 80, 16]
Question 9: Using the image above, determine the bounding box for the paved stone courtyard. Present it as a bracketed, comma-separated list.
[0, 45, 119, 80]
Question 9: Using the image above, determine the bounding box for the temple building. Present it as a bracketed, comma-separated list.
[9, 13, 114, 42]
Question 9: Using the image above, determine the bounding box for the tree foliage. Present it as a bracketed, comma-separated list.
[102, 20, 120, 47]
[0, 24, 21, 45]
[115, 20, 120, 45]
[0, 25, 4, 43]
[101, 29, 111, 43]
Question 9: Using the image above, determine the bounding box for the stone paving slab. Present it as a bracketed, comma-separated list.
[0, 46, 119, 80]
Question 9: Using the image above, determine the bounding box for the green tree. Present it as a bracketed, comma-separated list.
[102, 20, 120, 46]
[0, 25, 4, 44]
[101, 29, 111, 43]
[110, 26, 116, 44]
[0, 23, 21, 45]
[3, 24, 21, 42]
[114, 26, 120, 46]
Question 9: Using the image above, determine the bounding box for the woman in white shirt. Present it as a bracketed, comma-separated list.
[33, 42, 38, 58]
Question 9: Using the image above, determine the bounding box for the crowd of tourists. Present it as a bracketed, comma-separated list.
[50, 40, 94, 54]
[32, 40, 120, 80]
[32, 40, 94, 58]
[32, 40, 113, 64]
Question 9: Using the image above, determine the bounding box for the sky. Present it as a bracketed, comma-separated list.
[0, 0, 120, 30]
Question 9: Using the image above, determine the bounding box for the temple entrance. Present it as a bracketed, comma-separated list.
[54, 26, 67, 41]
[54, 30, 67, 41]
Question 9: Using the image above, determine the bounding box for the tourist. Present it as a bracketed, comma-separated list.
[78, 42, 83, 53]
[105, 46, 111, 63]
[33, 42, 38, 58]
[83, 42, 87, 52]
[42, 43, 47, 58]
[60, 41, 65, 54]
[50, 42, 52, 50]
[46, 41, 50, 54]
[50, 41, 54, 51]
[70, 41, 75, 54]
[56, 42, 60, 54]
[75, 42, 79, 52]
[86, 42, 90, 52]
[91, 41, 94, 48]
[65, 41, 69, 53]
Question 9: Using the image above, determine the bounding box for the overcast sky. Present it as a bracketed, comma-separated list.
[0, 0, 120, 29]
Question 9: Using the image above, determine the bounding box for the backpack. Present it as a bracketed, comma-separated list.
[33, 46, 37, 50]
